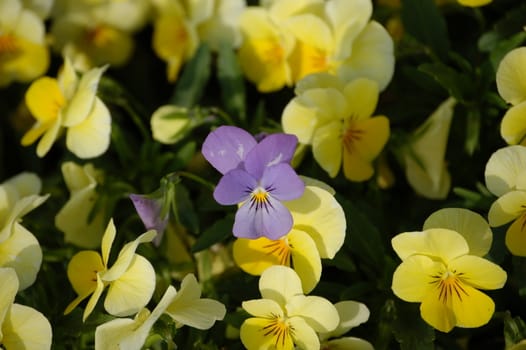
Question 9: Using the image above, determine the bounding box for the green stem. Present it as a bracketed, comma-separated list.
[176, 171, 215, 191]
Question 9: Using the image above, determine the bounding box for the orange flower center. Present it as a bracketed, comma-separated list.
[431, 270, 469, 304]
[262, 238, 291, 266]
[0, 34, 19, 58]
[342, 124, 364, 154]
[262, 314, 294, 348]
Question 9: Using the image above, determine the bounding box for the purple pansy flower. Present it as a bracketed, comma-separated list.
[202, 126, 305, 240]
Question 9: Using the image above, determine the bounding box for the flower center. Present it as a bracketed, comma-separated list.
[342, 123, 364, 154]
[249, 187, 273, 211]
[431, 269, 468, 304]
[262, 238, 291, 266]
[256, 38, 285, 65]
[86, 25, 118, 48]
[262, 314, 294, 348]
[0, 34, 19, 58]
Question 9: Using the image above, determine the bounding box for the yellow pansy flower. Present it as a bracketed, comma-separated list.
[485, 145, 526, 256]
[21, 57, 111, 158]
[282, 74, 389, 181]
[233, 182, 345, 293]
[240, 265, 339, 350]
[55, 162, 106, 248]
[0, 268, 52, 350]
[95, 273, 226, 350]
[391, 228, 507, 333]
[0, 0, 49, 87]
[65, 219, 157, 321]
[403, 98, 456, 199]
[0, 172, 48, 291]
[496, 47, 526, 145]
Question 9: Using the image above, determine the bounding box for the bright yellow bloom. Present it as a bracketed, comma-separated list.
[0, 0, 49, 87]
[21, 57, 111, 158]
[496, 47, 526, 145]
[485, 145, 526, 256]
[403, 98, 456, 199]
[55, 162, 106, 248]
[0, 172, 48, 291]
[95, 273, 226, 350]
[457, 0, 492, 7]
[240, 265, 339, 350]
[391, 228, 506, 333]
[65, 219, 157, 321]
[233, 182, 345, 293]
[282, 74, 389, 181]
[0, 267, 52, 350]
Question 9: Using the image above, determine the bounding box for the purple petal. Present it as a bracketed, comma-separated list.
[213, 169, 256, 205]
[232, 194, 293, 240]
[260, 163, 305, 201]
[130, 194, 168, 246]
[201, 126, 257, 174]
[244, 133, 298, 179]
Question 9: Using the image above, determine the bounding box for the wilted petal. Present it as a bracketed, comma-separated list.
[501, 102, 526, 145]
[66, 97, 111, 159]
[164, 274, 226, 329]
[391, 255, 441, 302]
[391, 228, 469, 262]
[244, 134, 298, 179]
[259, 265, 303, 306]
[201, 125, 257, 174]
[105, 255, 156, 317]
[423, 208, 492, 257]
[287, 294, 339, 333]
[496, 47, 526, 105]
[213, 169, 255, 205]
[0, 223, 42, 291]
[233, 194, 293, 240]
[2, 304, 52, 350]
[485, 145, 526, 196]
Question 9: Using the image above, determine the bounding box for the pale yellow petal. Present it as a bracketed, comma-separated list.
[104, 255, 156, 317]
[294, 72, 345, 95]
[35, 113, 62, 157]
[423, 208, 492, 257]
[62, 65, 107, 126]
[288, 229, 321, 293]
[0, 223, 42, 291]
[286, 186, 345, 258]
[83, 273, 105, 321]
[101, 219, 117, 268]
[405, 154, 451, 200]
[496, 47, 526, 105]
[287, 294, 339, 332]
[281, 97, 320, 145]
[288, 316, 320, 350]
[103, 230, 156, 281]
[25, 77, 64, 124]
[4, 172, 41, 197]
[501, 102, 526, 145]
[0, 267, 18, 332]
[284, 14, 331, 52]
[66, 98, 111, 159]
[322, 337, 374, 350]
[391, 228, 469, 262]
[342, 78, 379, 121]
[58, 57, 79, 99]
[242, 299, 284, 318]
[60, 161, 97, 192]
[487, 190, 526, 227]
[505, 216, 526, 257]
[233, 236, 286, 275]
[1, 37, 49, 86]
[457, 0, 492, 6]
[391, 255, 441, 302]
[2, 304, 52, 350]
[95, 317, 138, 350]
[338, 21, 395, 91]
[312, 120, 343, 177]
[419, 285, 456, 333]
[349, 116, 390, 160]
[451, 286, 495, 329]
[0, 194, 48, 243]
[240, 317, 292, 350]
[449, 255, 507, 290]
[320, 301, 370, 339]
[151, 105, 191, 144]
[485, 145, 526, 196]
[259, 265, 303, 306]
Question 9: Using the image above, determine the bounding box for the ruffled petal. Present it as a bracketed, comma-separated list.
[104, 255, 156, 317]
[201, 125, 257, 174]
[423, 208, 493, 257]
[259, 265, 303, 306]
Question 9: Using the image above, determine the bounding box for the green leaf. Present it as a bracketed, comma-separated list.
[418, 62, 472, 102]
[465, 107, 480, 155]
[393, 301, 435, 350]
[489, 31, 526, 71]
[170, 44, 212, 107]
[217, 44, 246, 123]
[400, 0, 449, 59]
[504, 312, 526, 348]
[191, 215, 234, 253]
[172, 183, 199, 233]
